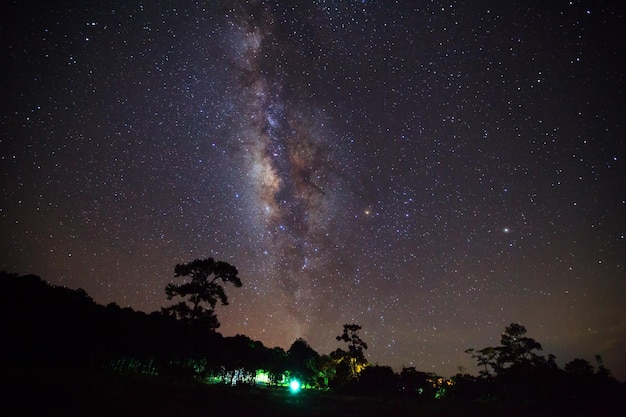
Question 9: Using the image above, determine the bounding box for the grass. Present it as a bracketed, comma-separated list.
[3, 366, 623, 417]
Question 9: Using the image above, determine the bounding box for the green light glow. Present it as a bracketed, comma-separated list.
[256, 370, 270, 384]
[289, 380, 301, 393]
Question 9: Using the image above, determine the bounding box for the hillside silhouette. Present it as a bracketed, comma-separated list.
[2, 269, 624, 416]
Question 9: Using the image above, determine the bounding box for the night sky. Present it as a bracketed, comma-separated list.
[2, 0, 625, 379]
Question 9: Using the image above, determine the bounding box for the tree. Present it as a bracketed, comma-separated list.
[312, 354, 336, 389]
[336, 323, 368, 360]
[400, 367, 438, 398]
[594, 354, 612, 379]
[335, 323, 368, 379]
[565, 358, 595, 377]
[466, 323, 543, 378]
[287, 338, 320, 386]
[499, 322, 542, 366]
[356, 365, 399, 397]
[266, 346, 289, 386]
[465, 346, 502, 377]
[163, 258, 242, 332]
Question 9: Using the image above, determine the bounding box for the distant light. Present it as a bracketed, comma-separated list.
[289, 380, 301, 393]
[256, 370, 270, 384]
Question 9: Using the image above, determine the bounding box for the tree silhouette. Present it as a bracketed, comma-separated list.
[163, 258, 242, 331]
[357, 365, 398, 397]
[498, 322, 542, 366]
[336, 323, 368, 358]
[287, 338, 320, 386]
[464, 346, 502, 377]
[400, 367, 439, 398]
[335, 323, 368, 380]
[594, 354, 612, 379]
[466, 323, 543, 378]
[312, 354, 336, 389]
[565, 358, 595, 376]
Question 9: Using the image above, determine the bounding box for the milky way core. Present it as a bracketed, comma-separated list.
[2, 1, 625, 379]
[225, 8, 353, 341]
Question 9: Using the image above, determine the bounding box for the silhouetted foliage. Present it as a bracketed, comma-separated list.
[465, 346, 501, 377]
[400, 367, 438, 399]
[3, 270, 625, 416]
[162, 258, 242, 332]
[336, 323, 368, 359]
[354, 365, 398, 397]
[287, 338, 320, 386]
[265, 346, 289, 385]
[464, 322, 624, 411]
[566, 358, 595, 376]
[2, 271, 181, 372]
[311, 354, 336, 389]
[465, 323, 543, 379]
[217, 334, 263, 384]
[499, 322, 543, 366]
[336, 323, 368, 377]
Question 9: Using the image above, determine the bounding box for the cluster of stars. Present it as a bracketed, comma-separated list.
[1, 1, 624, 379]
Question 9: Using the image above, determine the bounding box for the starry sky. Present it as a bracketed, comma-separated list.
[2, 0, 625, 379]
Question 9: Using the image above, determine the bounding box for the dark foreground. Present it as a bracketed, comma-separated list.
[3, 367, 623, 417]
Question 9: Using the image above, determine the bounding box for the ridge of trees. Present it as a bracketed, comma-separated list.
[2, 268, 624, 412]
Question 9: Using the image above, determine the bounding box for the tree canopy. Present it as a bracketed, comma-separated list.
[465, 322, 543, 377]
[336, 323, 368, 360]
[333, 323, 369, 385]
[3, 270, 624, 414]
[163, 258, 242, 331]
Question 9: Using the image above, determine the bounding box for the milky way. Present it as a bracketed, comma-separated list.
[1, 1, 625, 379]
[215, 5, 365, 342]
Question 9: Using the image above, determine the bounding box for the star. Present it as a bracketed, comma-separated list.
[1, 0, 624, 380]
